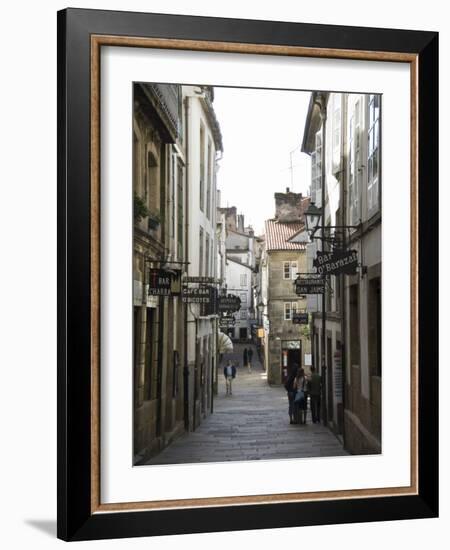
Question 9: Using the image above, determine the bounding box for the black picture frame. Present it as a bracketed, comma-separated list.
[57, 8, 438, 541]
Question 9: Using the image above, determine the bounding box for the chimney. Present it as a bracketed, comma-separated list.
[218, 206, 237, 231]
[274, 189, 303, 222]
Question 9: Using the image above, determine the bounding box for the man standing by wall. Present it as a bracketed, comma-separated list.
[308, 366, 322, 423]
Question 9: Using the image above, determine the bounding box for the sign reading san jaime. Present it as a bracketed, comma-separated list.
[181, 285, 214, 304]
[313, 249, 358, 276]
[295, 277, 325, 295]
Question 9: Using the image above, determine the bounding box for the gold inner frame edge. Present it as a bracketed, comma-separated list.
[90, 34, 419, 514]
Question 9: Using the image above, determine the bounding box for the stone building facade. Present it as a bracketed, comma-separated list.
[133, 83, 223, 463]
[262, 190, 311, 385]
[133, 83, 186, 463]
[302, 91, 381, 454]
[182, 85, 223, 430]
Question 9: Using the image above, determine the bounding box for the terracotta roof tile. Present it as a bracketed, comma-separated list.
[265, 219, 307, 251]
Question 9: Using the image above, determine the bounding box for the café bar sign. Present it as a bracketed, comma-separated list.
[148, 269, 181, 296]
[181, 285, 214, 304]
[295, 277, 325, 295]
[313, 249, 358, 276]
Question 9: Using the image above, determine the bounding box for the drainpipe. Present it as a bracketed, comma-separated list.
[340, 94, 348, 448]
[316, 94, 328, 427]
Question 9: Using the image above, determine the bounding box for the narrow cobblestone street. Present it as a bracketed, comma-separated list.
[146, 343, 347, 465]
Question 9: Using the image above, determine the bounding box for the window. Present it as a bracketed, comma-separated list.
[147, 151, 159, 213]
[290, 262, 298, 280]
[240, 273, 247, 287]
[240, 309, 247, 320]
[283, 261, 298, 280]
[285, 302, 299, 321]
[332, 94, 341, 171]
[205, 233, 210, 277]
[199, 123, 205, 211]
[199, 227, 204, 276]
[284, 302, 292, 321]
[133, 132, 140, 196]
[348, 99, 361, 225]
[177, 162, 183, 258]
[240, 292, 247, 303]
[311, 130, 322, 203]
[171, 154, 176, 238]
[206, 139, 212, 219]
[368, 94, 380, 213]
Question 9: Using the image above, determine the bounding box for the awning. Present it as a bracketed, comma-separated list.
[218, 331, 234, 354]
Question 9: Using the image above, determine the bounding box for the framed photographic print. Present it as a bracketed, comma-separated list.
[57, 8, 438, 541]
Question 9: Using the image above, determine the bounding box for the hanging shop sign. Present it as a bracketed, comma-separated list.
[218, 294, 241, 312]
[148, 269, 181, 296]
[293, 312, 309, 324]
[313, 249, 358, 276]
[181, 285, 214, 304]
[184, 276, 221, 284]
[257, 328, 265, 338]
[219, 317, 236, 328]
[200, 286, 219, 316]
[295, 277, 325, 295]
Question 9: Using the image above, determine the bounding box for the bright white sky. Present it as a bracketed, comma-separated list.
[212, 86, 312, 235]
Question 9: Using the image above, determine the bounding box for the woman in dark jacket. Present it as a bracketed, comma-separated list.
[293, 368, 308, 424]
[284, 365, 299, 424]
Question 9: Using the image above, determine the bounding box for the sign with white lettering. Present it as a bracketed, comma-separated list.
[218, 295, 241, 312]
[184, 276, 220, 284]
[148, 269, 180, 296]
[293, 312, 309, 324]
[219, 317, 236, 327]
[313, 249, 358, 276]
[295, 277, 325, 295]
[181, 285, 214, 304]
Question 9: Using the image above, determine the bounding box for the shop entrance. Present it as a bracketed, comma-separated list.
[239, 327, 248, 340]
[281, 340, 302, 384]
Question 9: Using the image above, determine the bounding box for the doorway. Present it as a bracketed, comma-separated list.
[327, 336, 333, 423]
[239, 327, 248, 340]
[281, 341, 302, 384]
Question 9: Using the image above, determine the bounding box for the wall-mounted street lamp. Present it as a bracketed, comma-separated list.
[304, 202, 322, 238]
[304, 202, 361, 242]
[303, 201, 361, 428]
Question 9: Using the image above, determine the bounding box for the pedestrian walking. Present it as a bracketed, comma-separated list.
[243, 347, 248, 370]
[223, 360, 236, 395]
[308, 365, 322, 423]
[293, 368, 308, 424]
[247, 347, 253, 373]
[284, 365, 298, 424]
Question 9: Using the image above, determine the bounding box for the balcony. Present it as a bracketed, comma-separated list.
[136, 83, 181, 143]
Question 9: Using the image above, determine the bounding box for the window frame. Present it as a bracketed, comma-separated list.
[284, 302, 292, 321]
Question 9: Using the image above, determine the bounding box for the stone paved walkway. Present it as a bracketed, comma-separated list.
[146, 343, 347, 465]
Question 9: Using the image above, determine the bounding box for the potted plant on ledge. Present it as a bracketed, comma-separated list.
[133, 193, 149, 224]
[147, 209, 161, 230]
